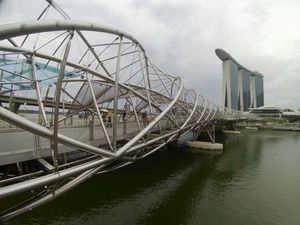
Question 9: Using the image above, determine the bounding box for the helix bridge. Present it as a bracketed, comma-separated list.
[0, 1, 235, 221]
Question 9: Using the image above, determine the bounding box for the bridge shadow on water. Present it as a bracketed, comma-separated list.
[6, 131, 275, 225]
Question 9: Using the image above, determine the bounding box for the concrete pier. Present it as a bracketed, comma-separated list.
[185, 141, 223, 150]
[245, 126, 258, 130]
[222, 130, 241, 135]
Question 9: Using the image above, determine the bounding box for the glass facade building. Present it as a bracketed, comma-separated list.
[254, 75, 264, 107]
[240, 70, 251, 111]
[216, 49, 264, 112]
[229, 62, 239, 110]
[223, 60, 239, 111]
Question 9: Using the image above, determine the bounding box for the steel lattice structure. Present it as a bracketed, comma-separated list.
[0, 1, 231, 221]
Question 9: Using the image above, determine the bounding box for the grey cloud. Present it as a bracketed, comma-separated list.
[0, 0, 299, 108]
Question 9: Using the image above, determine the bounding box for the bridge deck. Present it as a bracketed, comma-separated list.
[0, 17, 229, 220]
[0, 118, 170, 166]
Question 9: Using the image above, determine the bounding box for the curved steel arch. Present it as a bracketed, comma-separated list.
[0, 20, 144, 51]
[0, 20, 225, 221]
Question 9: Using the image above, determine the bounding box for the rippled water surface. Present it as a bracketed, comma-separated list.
[7, 130, 300, 225]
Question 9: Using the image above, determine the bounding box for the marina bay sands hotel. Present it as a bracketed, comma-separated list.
[215, 49, 264, 112]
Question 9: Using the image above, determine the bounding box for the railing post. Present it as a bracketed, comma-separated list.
[70, 115, 73, 125]
[89, 116, 94, 141]
[123, 115, 127, 134]
[113, 35, 123, 151]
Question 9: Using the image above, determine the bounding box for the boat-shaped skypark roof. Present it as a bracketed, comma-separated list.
[215, 48, 263, 78]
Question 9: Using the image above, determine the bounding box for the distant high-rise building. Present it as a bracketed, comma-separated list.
[238, 69, 251, 111]
[222, 60, 239, 110]
[251, 73, 264, 108]
[215, 49, 264, 112]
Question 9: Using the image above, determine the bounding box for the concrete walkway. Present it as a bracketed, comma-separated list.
[0, 119, 150, 165]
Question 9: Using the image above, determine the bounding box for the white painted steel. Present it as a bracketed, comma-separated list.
[0, 19, 233, 221]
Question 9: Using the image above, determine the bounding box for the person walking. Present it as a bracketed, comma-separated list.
[142, 111, 149, 127]
[102, 112, 107, 124]
[107, 111, 113, 127]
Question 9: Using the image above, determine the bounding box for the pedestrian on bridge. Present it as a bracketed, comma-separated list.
[102, 112, 107, 123]
[142, 111, 149, 127]
[107, 111, 113, 127]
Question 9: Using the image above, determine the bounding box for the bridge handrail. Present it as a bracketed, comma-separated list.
[0, 18, 225, 220]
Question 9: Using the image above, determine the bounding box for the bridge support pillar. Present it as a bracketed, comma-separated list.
[193, 122, 217, 144]
[226, 120, 238, 130]
[206, 124, 216, 144]
[222, 120, 241, 135]
[89, 117, 94, 140]
[8, 93, 21, 113]
[123, 114, 127, 134]
[70, 115, 73, 125]
[9, 102, 21, 114]
[188, 123, 223, 150]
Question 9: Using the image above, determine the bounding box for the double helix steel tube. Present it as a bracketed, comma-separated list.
[0, 20, 226, 221]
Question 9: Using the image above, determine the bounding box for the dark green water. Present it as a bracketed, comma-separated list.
[7, 130, 300, 225]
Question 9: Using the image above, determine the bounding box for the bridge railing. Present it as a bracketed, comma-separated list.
[0, 2, 224, 221]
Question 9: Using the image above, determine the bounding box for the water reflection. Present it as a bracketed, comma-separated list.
[136, 149, 222, 225]
[8, 130, 300, 225]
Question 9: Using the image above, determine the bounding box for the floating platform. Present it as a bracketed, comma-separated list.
[272, 127, 300, 131]
[222, 130, 241, 135]
[185, 141, 223, 150]
[245, 126, 258, 130]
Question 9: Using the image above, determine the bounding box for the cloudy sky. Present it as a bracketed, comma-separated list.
[0, 0, 300, 108]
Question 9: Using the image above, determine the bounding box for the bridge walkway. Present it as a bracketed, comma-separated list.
[0, 117, 173, 165]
